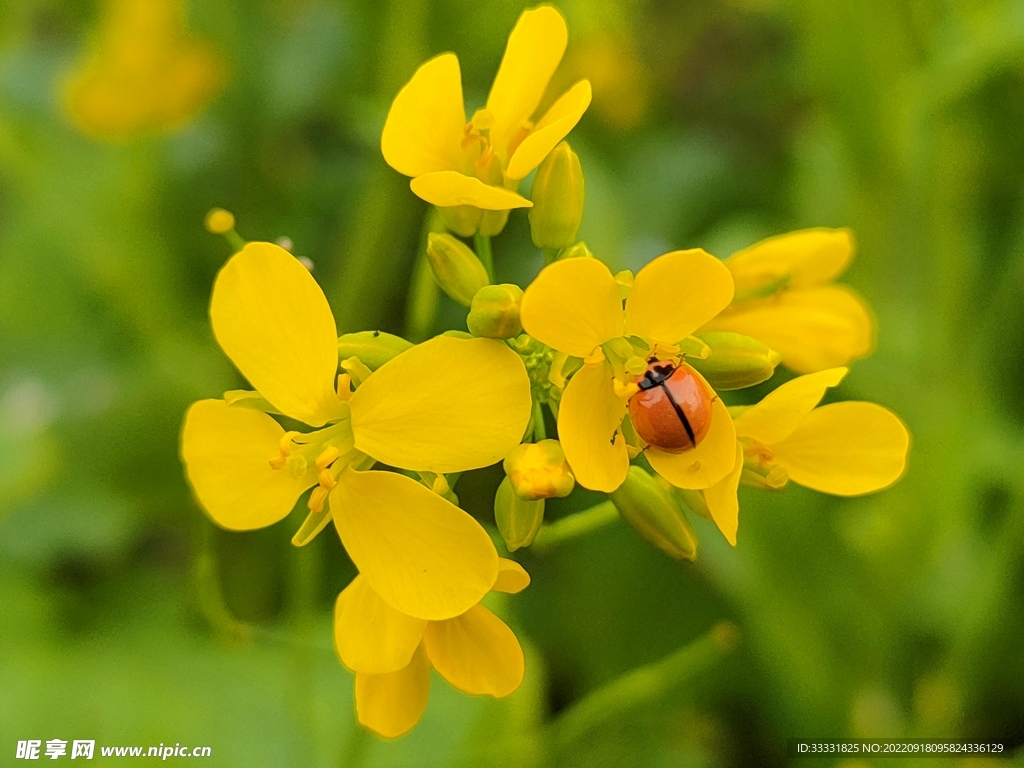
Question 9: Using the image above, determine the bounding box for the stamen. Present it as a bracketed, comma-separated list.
[474, 144, 495, 173]
[308, 486, 329, 513]
[336, 373, 352, 401]
[507, 120, 534, 157]
[317, 469, 337, 490]
[315, 446, 340, 470]
[269, 430, 301, 470]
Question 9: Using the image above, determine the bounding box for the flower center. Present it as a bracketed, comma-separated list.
[268, 419, 358, 512]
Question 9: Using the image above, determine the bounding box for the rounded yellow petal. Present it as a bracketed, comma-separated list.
[646, 393, 737, 490]
[492, 558, 531, 594]
[506, 80, 592, 180]
[770, 402, 910, 496]
[487, 4, 568, 157]
[732, 368, 848, 445]
[355, 642, 431, 739]
[381, 53, 467, 178]
[625, 249, 735, 346]
[520, 257, 623, 357]
[558, 360, 629, 492]
[702, 442, 744, 546]
[181, 399, 316, 531]
[703, 285, 876, 374]
[409, 171, 532, 210]
[332, 469, 499, 621]
[423, 604, 525, 697]
[349, 336, 532, 473]
[334, 575, 428, 675]
[210, 242, 345, 427]
[726, 228, 855, 294]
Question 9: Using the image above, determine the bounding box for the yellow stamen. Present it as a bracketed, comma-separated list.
[308, 486, 329, 513]
[336, 373, 352, 401]
[269, 430, 301, 470]
[506, 120, 533, 157]
[613, 379, 640, 399]
[315, 446, 340, 470]
[317, 468, 338, 490]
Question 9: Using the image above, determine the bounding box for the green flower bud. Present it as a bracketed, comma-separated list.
[495, 476, 545, 551]
[610, 466, 699, 560]
[529, 141, 585, 250]
[438, 205, 482, 238]
[467, 284, 524, 339]
[688, 332, 783, 390]
[425, 233, 490, 307]
[337, 331, 413, 371]
[558, 242, 593, 260]
[503, 439, 575, 500]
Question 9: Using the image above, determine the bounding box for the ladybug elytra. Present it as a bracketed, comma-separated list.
[628, 360, 714, 453]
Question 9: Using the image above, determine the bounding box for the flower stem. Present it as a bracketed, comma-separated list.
[474, 233, 494, 281]
[532, 400, 547, 441]
[551, 622, 739, 750]
[544, 247, 560, 265]
[531, 500, 620, 551]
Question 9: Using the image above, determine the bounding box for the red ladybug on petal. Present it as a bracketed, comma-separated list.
[628, 360, 714, 453]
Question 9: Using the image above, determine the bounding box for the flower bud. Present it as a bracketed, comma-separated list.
[438, 205, 482, 238]
[503, 440, 575, 501]
[494, 477, 545, 551]
[558, 242, 593, 260]
[610, 466, 699, 560]
[529, 141, 585, 250]
[426, 233, 490, 307]
[337, 331, 413, 371]
[688, 332, 782, 390]
[467, 284, 524, 339]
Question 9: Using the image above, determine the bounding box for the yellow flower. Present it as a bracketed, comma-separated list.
[519, 251, 738, 493]
[63, 0, 226, 140]
[702, 229, 875, 374]
[334, 558, 530, 738]
[381, 5, 591, 217]
[181, 242, 533, 621]
[700, 368, 910, 545]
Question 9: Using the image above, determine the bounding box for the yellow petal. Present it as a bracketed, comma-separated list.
[492, 558, 531, 594]
[771, 402, 910, 496]
[409, 171, 532, 210]
[423, 604, 525, 697]
[381, 53, 467, 178]
[349, 336, 532, 473]
[558, 360, 629, 492]
[486, 5, 568, 158]
[210, 242, 345, 427]
[702, 442, 744, 546]
[334, 575, 427, 675]
[704, 286, 875, 374]
[726, 228, 855, 294]
[520, 257, 623, 357]
[646, 392, 737, 490]
[506, 80, 592, 180]
[181, 399, 316, 530]
[625, 249, 735, 346]
[332, 468, 498, 621]
[355, 642, 431, 739]
[732, 368, 848, 445]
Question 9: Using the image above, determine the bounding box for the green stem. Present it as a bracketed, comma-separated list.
[531, 500, 620, 551]
[224, 229, 247, 254]
[551, 622, 739, 750]
[532, 400, 547, 441]
[475, 233, 494, 281]
[543, 247, 560, 265]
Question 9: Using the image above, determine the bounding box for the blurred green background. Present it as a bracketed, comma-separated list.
[2, 0, 1024, 765]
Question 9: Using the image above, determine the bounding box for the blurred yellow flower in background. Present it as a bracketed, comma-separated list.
[181, 242, 533, 620]
[702, 229, 875, 373]
[63, 0, 226, 139]
[381, 4, 591, 233]
[699, 367, 909, 545]
[335, 559, 531, 738]
[520, 251, 737, 493]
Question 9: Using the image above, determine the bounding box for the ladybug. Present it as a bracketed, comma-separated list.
[628, 360, 714, 453]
